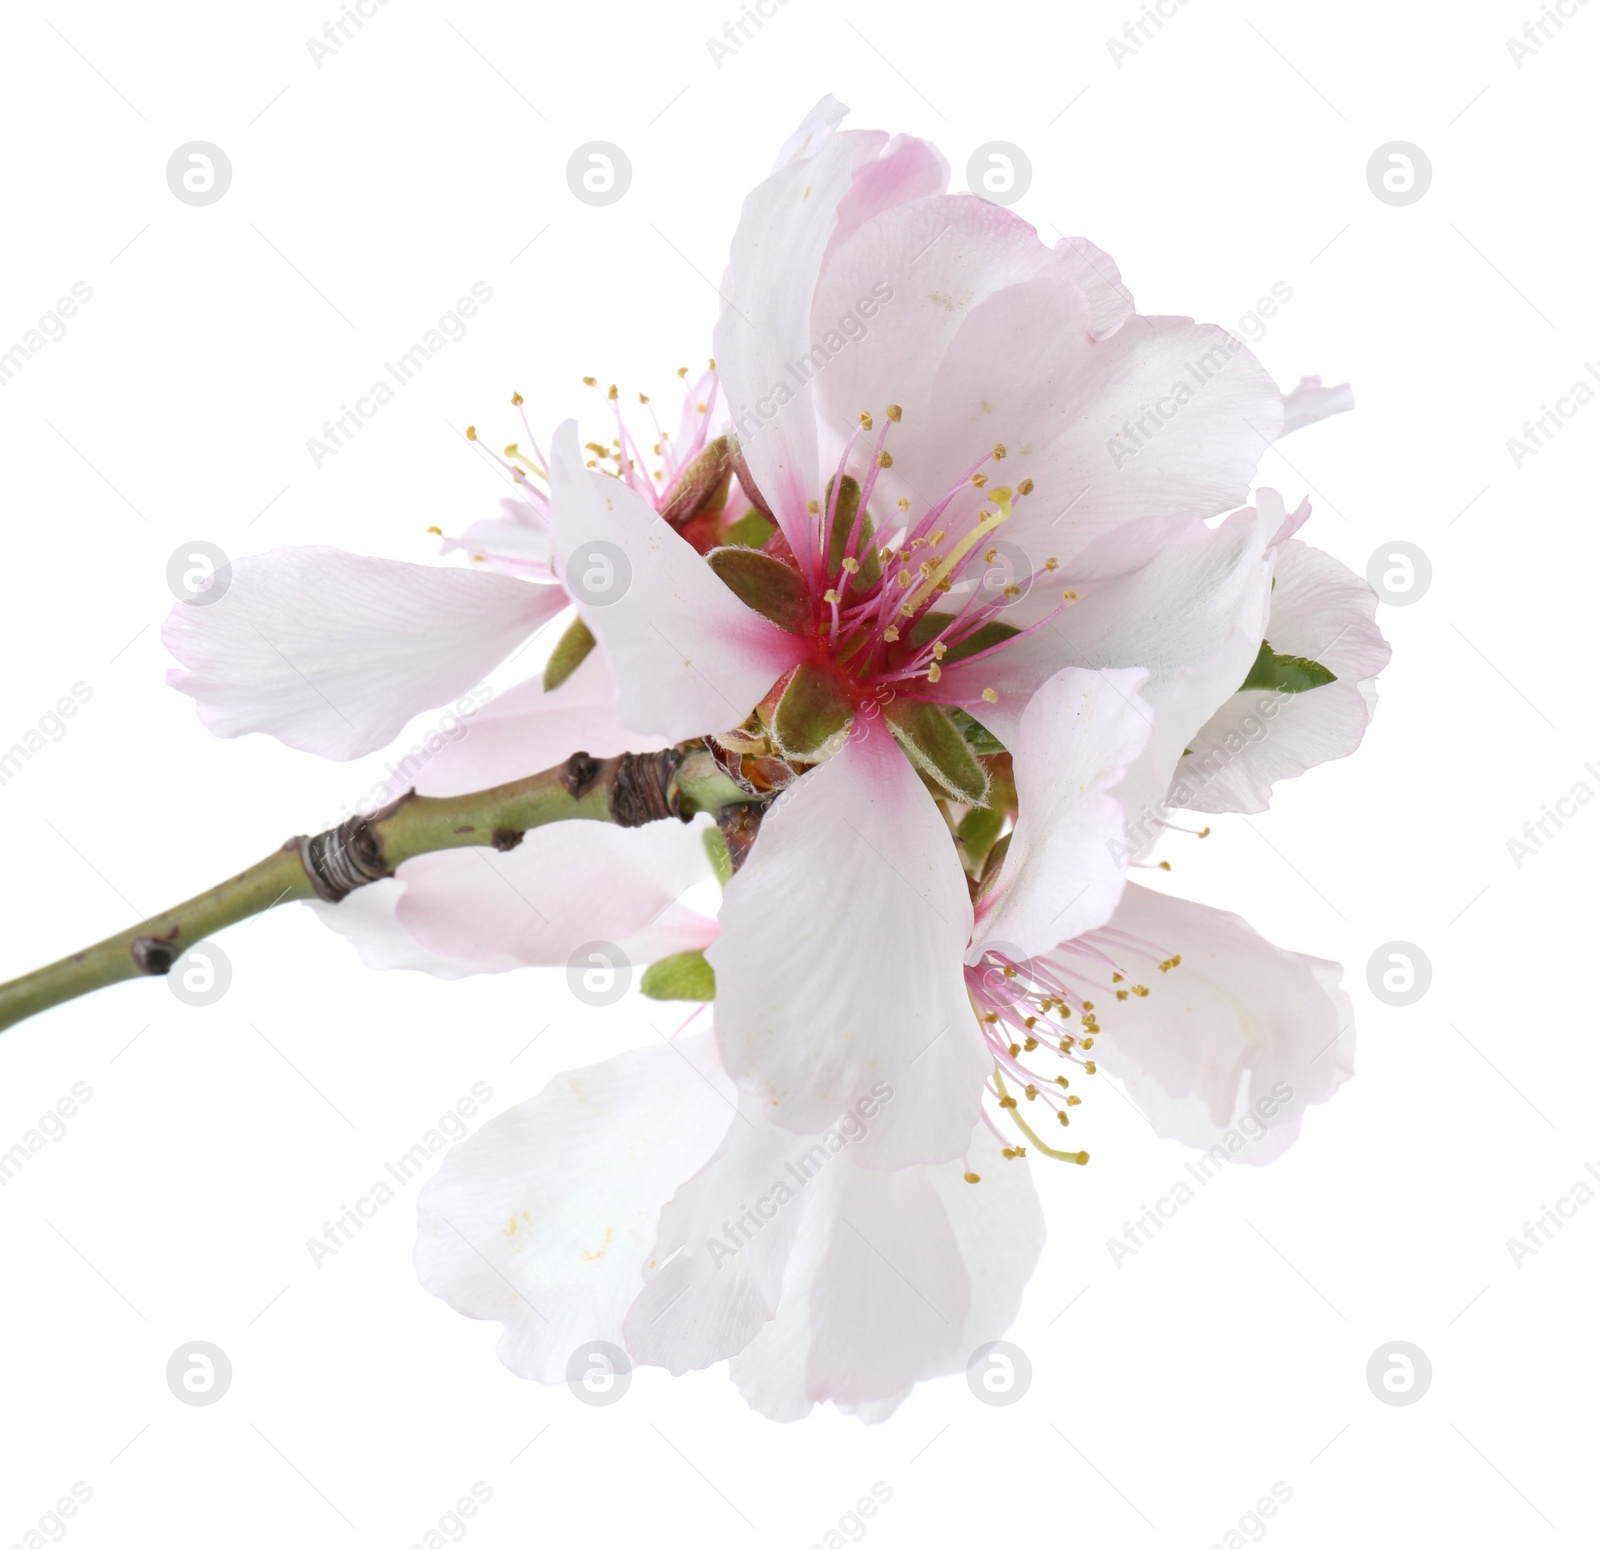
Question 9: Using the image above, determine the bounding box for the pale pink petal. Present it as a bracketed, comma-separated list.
[971, 666, 1152, 962]
[1280, 374, 1354, 436]
[395, 818, 716, 970]
[163, 546, 564, 760]
[1081, 884, 1356, 1165]
[547, 421, 801, 740]
[623, 1094, 813, 1373]
[438, 489, 556, 581]
[709, 722, 985, 1169]
[1174, 539, 1390, 814]
[414, 1035, 735, 1384]
[714, 102, 858, 551]
[728, 1122, 1043, 1421]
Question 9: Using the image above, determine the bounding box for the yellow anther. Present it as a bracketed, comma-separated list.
[1018, 477, 1034, 496]
[465, 426, 477, 440]
[511, 391, 524, 406]
[426, 525, 443, 536]
[964, 1171, 981, 1183]
[887, 403, 902, 422]
[859, 411, 874, 430]
[927, 663, 942, 683]
[982, 688, 998, 704]
[883, 625, 900, 642]
[582, 376, 597, 386]
[877, 450, 894, 468]
[993, 443, 1007, 459]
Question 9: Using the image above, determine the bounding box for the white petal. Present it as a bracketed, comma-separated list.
[623, 1094, 815, 1373]
[413, 1035, 736, 1384]
[728, 1122, 1043, 1421]
[1173, 539, 1390, 814]
[547, 422, 800, 741]
[164, 546, 564, 760]
[972, 666, 1151, 962]
[713, 105, 858, 550]
[709, 723, 985, 1168]
[1085, 884, 1356, 1164]
[1280, 375, 1354, 436]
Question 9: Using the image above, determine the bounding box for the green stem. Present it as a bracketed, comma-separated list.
[0, 745, 752, 1036]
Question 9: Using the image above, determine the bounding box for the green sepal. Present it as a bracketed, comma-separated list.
[957, 803, 1006, 873]
[1238, 640, 1337, 695]
[948, 706, 1008, 755]
[824, 476, 881, 592]
[703, 827, 734, 888]
[640, 949, 716, 1002]
[907, 612, 1020, 665]
[773, 662, 855, 758]
[885, 699, 989, 804]
[543, 616, 596, 692]
[722, 508, 776, 549]
[707, 547, 812, 634]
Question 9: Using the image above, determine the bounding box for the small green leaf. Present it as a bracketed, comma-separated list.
[703, 827, 733, 888]
[907, 612, 1020, 665]
[948, 707, 1008, 755]
[640, 949, 716, 1002]
[543, 616, 596, 691]
[957, 803, 1006, 872]
[1238, 640, 1337, 695]
[885, 699, 989, 804]
[722, 508, 776, 549]
[707, 546, 812, 634]
[773, 662, 855, 758]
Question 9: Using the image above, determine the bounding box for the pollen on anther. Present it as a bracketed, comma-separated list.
[1045, 557, 1059, 571]
[607, 384, 619, 401]
[982, 688, 998, 703]
[963, 1171, 981, 1183]
[582, 376, 597, 387]
[465, 426, 477, 440]
[877, 450, 894, 468]
[927, 663, 943, 683]
[859, 411, 874, 431]
[1017, 477, 1035, 496]
[842, 557, 860, 574]
[883, 625, 900, 642]
[971, 473, 988, 487]
[993, 444, 1007, 460]
[887, 403, 903, 422]
[426, 525, 443, 536]
[1063, 589, 1079, 602]
[1158, 860, 1172, 871]
[510, 392, 524, 406]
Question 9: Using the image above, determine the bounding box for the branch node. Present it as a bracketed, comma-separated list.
[491, 827, 525, 852]
[562, 751, 601, 798]
[610, 749, 683, 827]
[130, 934, 179, 976]
[293, 788, 412, 903]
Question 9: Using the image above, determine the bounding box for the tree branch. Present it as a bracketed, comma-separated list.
[0, 744, 754, 1035]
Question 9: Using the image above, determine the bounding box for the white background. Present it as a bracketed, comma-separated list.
[0, 0, 1593, 1544]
